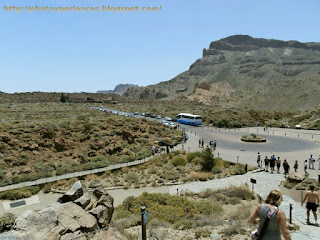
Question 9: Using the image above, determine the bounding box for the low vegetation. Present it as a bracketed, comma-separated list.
[0, 103, 182, 186]
[0, 150, 252, 200]
[114, 185, 257, 239]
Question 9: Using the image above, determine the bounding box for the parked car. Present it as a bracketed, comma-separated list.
[170, 123, 178, 129]
[164, 116, 172, 121]
[156, 115, 162, 119]
[133, 112, 139, 115]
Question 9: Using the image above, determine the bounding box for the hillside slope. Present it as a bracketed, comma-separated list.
[124, 35, 320, 110]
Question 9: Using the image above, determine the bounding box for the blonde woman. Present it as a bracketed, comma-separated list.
[248, 190, 291, 240]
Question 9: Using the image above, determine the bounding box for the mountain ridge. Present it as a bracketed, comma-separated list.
[123, 35, 320, 111]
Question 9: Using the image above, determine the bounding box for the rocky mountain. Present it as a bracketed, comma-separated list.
[97, 84, 139, 96]
[123, 35, 320, 110]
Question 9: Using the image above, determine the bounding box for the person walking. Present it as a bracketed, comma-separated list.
[283, 159, 290, 176]
[257, 152, 261, 167]
[309, 154, 315, 169]
[201, 138, 204, 148]
[213, 139, 217, 150]
[276, 157, 281, 174]
[265, 156, 269, 172]
[317, 155, 320, 170]
[301, 185, 319, 225]
[294, 160, 298, 172]
[198, 138, 201, 148]
[152, 145, 155, 156]
[248, 190, 291, 240]
[304, 160, 309, 175]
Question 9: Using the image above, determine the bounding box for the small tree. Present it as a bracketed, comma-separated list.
[60, 94, 66, 103]
[200, 147, 215, 171]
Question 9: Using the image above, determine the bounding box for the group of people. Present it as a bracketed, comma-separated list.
[257, 153, 290, 175]
[257, 152, 320, 176]
[249, 186, 319, 239]
[198, 138, 217, 151]
[304, 154, 320, 174]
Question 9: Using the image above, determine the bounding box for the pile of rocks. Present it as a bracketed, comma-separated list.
[0, 181, 127, 240]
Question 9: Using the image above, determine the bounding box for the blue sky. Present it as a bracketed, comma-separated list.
[1, 0, 319, 93]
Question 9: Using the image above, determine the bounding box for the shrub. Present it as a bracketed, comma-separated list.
[200, 147, 214, 171]
[212, 166, 223, 174]
[164, 171, 180, 180]
[189, 172, 213, 181]
[173, 220, 194, 230]
[195, 228, 211, 239]
[191, 156, 203, 165]
[0, 213, 16, 232]
[193, 200, 217, 215]
[186, 152, 202, 163]
[125, 173, 139, 183]
[171, 155, 187, 167]
[42, 183, 52, 193]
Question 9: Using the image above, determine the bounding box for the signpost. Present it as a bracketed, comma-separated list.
[250, 178, 257, 192]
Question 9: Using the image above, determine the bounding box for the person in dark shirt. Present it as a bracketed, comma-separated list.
[264, 156, 269, 172]
[283, 159, 290, 176]
[270, 155, 276, 173]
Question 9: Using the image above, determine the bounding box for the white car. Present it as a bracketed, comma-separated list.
[164, 116, 172, 121]
[161, 121, 171, 126]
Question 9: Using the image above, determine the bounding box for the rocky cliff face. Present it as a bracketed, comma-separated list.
[97, 84, 139, 96]
[0, 181, 127, 240]
[124, 35, 320, 110]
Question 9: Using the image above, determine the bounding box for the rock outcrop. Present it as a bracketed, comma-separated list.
[0, 181, 124, 240]
[123, 35, 320, 111]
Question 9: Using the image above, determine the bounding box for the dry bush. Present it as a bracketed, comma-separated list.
[189, 171, 213, 181]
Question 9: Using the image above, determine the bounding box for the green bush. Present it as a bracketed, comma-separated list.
[200, 147, 214, 171]
[125, 173, 139, 183]
[191, 156, 203, 165]
[193, 200, 218, 215]
[195, 228, 211, 239]
[212, 166, 223, 174]
[164, 171, 180, 180]
[0, 213, 16, 232]
[186, 152, 202, 163]
[171, 155, 187, 167]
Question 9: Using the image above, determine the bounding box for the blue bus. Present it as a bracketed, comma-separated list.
[176, 113, 202, 126]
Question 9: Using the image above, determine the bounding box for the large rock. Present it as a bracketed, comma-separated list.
[287, 172, 304, 183]
[0, 183, 121, 240]
[58, 181, 83, 203]
[91, 228, 128, 240]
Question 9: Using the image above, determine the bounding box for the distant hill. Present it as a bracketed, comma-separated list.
[124, 35, 320, 110]
[97, 84, 139, 96]
[0, 92, 122, 104]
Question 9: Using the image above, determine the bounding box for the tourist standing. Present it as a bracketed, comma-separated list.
[301, 185, 319, 225]
[152, 145, 155, 156]
[294, 160, 298, 172]
[317, 155, 320, 170]
[270, 155, 276, 173]
[265, 156, 269, 172]
[276, 157, 281, 174]
[309, 154, 315, 169]
[304, 160, 309, 175]
[257, 152, 261, 167]
[283, 159, 290, 176]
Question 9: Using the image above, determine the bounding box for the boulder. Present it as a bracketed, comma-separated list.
[91, 228, 128, 240]
[74, 192, 91, 209]
[58, 181, 83, 203]
[0, 181, 122, 240]
[287, 172, 304, 183]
